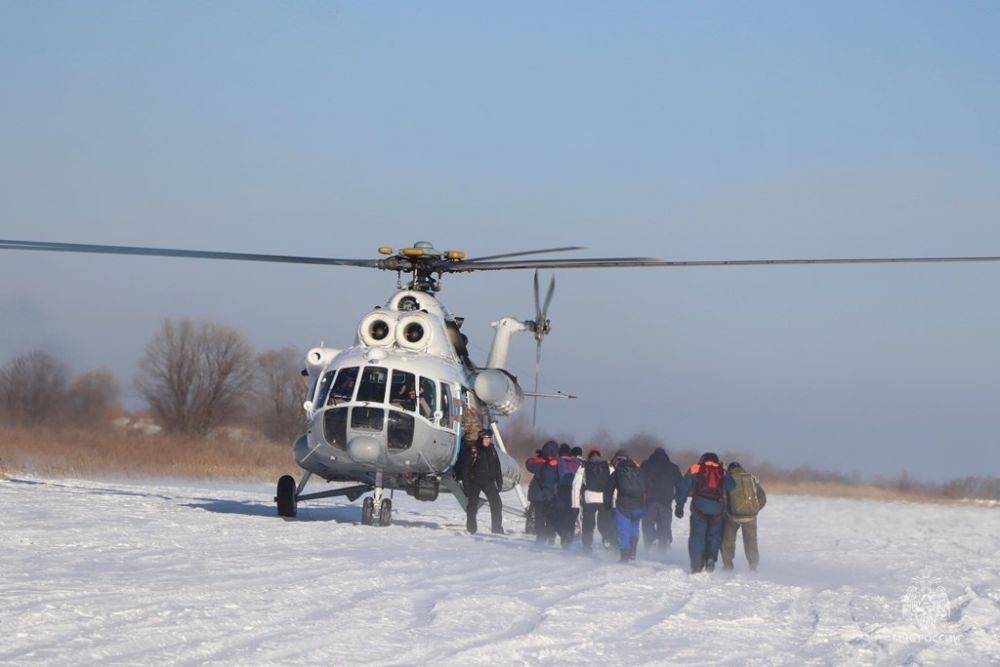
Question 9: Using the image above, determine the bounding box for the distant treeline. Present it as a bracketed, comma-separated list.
[1, 318, 997, 502]
[0, 318, 306, 443]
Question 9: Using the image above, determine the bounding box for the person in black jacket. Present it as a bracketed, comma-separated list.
[462, 430, 504, 534]
[640, 448, 682, 552]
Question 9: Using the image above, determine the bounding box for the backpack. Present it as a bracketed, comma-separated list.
[583, 460, 610, 493]
[694, 463, 725, 501]
[558, 457, 580, 487]
[617, 461, 645, 499]
[528, 459, 558, 502]
[728, 469, 762, 517]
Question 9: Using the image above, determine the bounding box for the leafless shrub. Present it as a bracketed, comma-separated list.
[136, 319, 256, 435]
[254, 347, 307, 443]
[64, 369, 121, 427]
[0, 350, 69, 425]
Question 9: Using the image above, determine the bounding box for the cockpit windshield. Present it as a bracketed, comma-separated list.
[389, 370, 416, 412]
[314, 370, 335, 406]
[317, 364, 447, 428]
[356, 366, 388, 403]
[328, 367, 358, 405]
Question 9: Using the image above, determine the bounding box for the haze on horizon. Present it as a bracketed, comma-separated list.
[2, 2, 999, 482]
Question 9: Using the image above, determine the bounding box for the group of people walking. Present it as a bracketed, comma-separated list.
[525, 442, 766, 571]
[457, 432, 767, 573]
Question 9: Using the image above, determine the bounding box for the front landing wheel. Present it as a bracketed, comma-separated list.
[276, 475, 297, 517]
[378, 499, 392, 526]
[361, 496, 375, 525]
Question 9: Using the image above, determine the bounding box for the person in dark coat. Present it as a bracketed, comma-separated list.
[526, 440, 560, 544]
[604, 451, 647, 562]
[552, 445, 583, 549]
[640, 448, 682, 551]
[462, 430, 504, 534]
[674, 452, 736, 573]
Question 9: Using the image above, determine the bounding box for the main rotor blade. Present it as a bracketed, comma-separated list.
[465, 246, 584, 262]
[0, 239, 383, 268]
[445, 255, 1000, 271]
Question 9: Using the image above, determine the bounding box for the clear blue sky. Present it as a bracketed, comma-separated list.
[2, 2, 999, 480]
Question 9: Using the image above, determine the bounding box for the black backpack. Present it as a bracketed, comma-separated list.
[617, 461, 645, 499]
[583, 460, 610, 493]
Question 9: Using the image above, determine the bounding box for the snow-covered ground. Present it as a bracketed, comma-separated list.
[1, 476, 998, 665]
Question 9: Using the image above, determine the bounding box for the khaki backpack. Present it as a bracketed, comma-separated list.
[728, 469, 762, 519]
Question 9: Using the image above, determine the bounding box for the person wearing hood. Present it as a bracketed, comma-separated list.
[553, 445, 584, 549]
[571, 447, 614, 552]
[721, 461, 767, 571]
[603, 450, 647, 562]
[462, 430, 505, 535]
[674, 452, 736, 573]
[640, 448, 682, 552]
[526, 440, 560, 544]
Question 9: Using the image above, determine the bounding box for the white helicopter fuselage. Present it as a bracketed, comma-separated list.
[294, 289, 522, 497]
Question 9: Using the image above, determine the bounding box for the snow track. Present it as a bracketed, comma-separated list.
[1, 476, 998, 665]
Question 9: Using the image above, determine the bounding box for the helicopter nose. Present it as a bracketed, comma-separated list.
[347, 435, 381, 464]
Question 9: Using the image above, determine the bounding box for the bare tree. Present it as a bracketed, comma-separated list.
[254, 347, 307, 442]
[137, 319, 256, 434]
[0, 350, 68, 425]
[64, 369, 121, 427]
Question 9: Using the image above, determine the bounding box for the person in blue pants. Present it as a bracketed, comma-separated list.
[603, 451, 647, 562]
[674, 452, 736, 573]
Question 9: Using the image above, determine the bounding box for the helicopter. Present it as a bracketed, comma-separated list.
[2, 237, 1000, 526]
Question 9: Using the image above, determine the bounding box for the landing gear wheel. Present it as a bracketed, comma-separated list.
[378, 499, 392, 526]
[361, 496, 374, 525]
[276, 475, 297, 518]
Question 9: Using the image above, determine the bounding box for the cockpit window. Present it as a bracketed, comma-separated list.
[314, 370, 335, 406]
[351, 406, 384, 431]
[389, 370, 416, 412]
[356, 366, 388, 403]
[418, 377, 436, 420]
[439, 382, 453, 428]
[329, 367, 358, 405]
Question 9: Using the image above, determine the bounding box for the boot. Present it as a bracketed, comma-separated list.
[629, 537, 639, 561]
[620, 549, 630, 562]
[705, 558, 716, 572]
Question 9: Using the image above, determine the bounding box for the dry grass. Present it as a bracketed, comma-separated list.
[0, 426, 299, 481]
[1, 426, 995, 508]
[764, 479, 960, 505]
